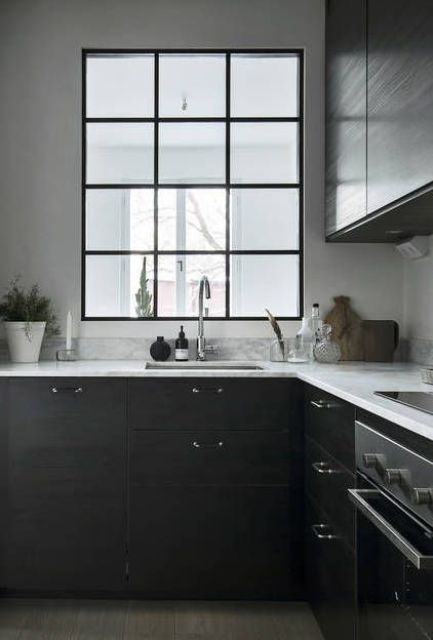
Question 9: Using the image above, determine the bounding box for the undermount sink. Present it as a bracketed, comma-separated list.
[145, 362, 264, 371]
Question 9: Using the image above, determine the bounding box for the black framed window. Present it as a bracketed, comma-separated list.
[82, 49, 303, 320]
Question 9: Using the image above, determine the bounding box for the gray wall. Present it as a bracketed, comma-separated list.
[403, 236, 433, 356]
[0, 0, 404, 340]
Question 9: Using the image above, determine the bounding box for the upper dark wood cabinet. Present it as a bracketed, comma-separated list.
[326, 0, 433, 242]
[325, 0, 367, 236]
[367, 0, 433, 213]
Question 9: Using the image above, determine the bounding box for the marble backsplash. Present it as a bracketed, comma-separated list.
[405, 338, 433, 366]
[0, 337, 273, 362]
[0, 335, 428, 364]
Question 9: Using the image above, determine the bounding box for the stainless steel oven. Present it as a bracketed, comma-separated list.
[350, 421, 433, 640]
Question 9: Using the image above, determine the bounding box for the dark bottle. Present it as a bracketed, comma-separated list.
[150, 336, 171, 362]
[175, 325, 189, 361]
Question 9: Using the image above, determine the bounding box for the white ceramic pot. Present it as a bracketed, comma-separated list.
[4, 321, 46, 363]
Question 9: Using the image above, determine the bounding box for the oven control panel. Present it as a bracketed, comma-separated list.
[356, 420, 433, 526]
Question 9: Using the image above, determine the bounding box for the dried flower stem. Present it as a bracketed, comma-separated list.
[265, 308, 285, 357]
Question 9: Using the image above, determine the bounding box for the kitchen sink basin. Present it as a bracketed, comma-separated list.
[145, 362, 264, 371]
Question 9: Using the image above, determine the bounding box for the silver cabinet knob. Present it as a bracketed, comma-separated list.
[312, 461, 340, 475]
[311, 523, 340, 540]
[310, 399, 338, 409]
[412, 488, 433, 506]
[363, 453, 384, 468]
[384, 468, 404, 485]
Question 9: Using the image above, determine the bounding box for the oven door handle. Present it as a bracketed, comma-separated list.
[348, 488, 433, 571]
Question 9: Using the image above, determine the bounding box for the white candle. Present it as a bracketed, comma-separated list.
[66, 311, 72, 351]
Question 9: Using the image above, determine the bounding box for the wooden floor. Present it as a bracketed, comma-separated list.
[0, 600, 323, 640]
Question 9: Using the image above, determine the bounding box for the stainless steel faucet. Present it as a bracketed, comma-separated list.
[197, 275, 211, 361]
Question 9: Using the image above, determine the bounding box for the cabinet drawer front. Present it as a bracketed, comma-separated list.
[305, 437, 355, 548]
[128, 379, 298, 430]
[128, 485, 300, 599]
[305, 385, 355, 472]
[9, 379, 126, 450]
[306, 497, 356, 640]
[131, 431, 289, 486]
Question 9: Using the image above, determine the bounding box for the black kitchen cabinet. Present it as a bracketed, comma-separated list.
[4, 379, 127, 593]
[306, 497, 356, 640]
[1, 376, 302, 597]
[326, 0, 433, 242]
[305, 385, 355, 473]
[304, 385, 356, 640]
[367, 0, 433, 217]
[128, 378, 304, 599]
[325, 0, 367, 236]
[0, 380, 7, 587]
[0, 374, 365, 613]
[305, 437, 354, 547]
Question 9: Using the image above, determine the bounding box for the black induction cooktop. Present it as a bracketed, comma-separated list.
[375, 391, 433, 416]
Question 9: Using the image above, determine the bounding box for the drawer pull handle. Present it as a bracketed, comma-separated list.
[192, 441, 224, 449]
[51, 387, 83, 394]
[192, 387, 224, 394]
[310, 399, 338, 410]
[312, 523, 340, 540]
[312, 461, 340, 475]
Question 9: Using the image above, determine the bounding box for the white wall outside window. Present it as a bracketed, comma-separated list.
[0, 0, 404, 340]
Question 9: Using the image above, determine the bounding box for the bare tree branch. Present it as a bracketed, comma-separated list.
[187, 192, 224, 251]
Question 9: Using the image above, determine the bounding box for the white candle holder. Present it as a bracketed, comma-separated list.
[56, 349, 77, 362]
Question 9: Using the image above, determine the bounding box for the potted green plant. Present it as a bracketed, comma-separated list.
[0, 278, 59, 363]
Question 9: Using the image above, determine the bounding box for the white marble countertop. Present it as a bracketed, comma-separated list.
[0, 359, 432, 442]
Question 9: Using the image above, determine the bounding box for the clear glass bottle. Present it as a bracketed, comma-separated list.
[310, 303, 323, 344]
[295, 317, 314, 361]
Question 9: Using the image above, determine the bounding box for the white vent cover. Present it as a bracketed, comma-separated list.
[395, 236, 430, 260]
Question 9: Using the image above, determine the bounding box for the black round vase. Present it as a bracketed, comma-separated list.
[150, 336, 171, 361]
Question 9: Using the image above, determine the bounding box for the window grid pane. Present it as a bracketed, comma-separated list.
[83, 50, 302, 319]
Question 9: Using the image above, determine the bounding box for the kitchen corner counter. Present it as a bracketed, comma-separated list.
[0, 359, 432, 442]
[298, 361, 433, 442]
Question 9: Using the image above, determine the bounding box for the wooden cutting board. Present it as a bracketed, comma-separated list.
[362, 320, 399, 362]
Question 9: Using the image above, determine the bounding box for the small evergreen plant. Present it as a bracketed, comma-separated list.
[0, 277, 60, 337]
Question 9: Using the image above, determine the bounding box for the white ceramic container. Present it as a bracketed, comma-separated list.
[4, 321, 46, 363]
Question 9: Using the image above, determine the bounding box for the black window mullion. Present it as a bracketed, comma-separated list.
[84, 117, 301, 124]
[81, 52, 87, 320]
[85, 117, 155, 123]
[85, 183, 155, 189]
[83, 248, 303, 259]
[86, 250, 155, 256]
[225, 52, 231, 320]
[86, 182, 300, 190]
[153, 53, 159, 318]
[299, 50, 304, 319]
